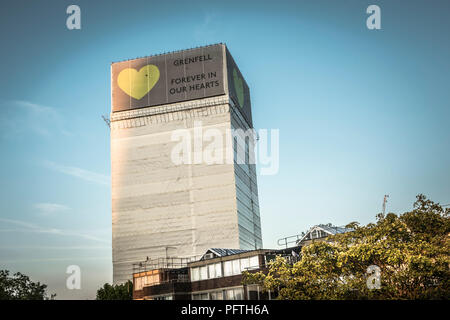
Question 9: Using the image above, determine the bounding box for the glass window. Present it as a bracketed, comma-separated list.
[234, 288, 244, 300]
[193, 293, 209, 300]
[224, 261, 232, 276]
[146, 274, 158, 286]
[208, 264, 215, 279]
[232, 259, 240, 275]
[135, 277, 142, 291]
[200, 266, 208, 280]
[249, 256, 259, 268]
[215, 263, 222, 278]
[247, 285, 259, 300]
[225, 289, 234, 300]
[191, 267, 199, 281]
[154, 295, 173, 300]
[210, 291, 223, 300]
[240, 258, 249, 272]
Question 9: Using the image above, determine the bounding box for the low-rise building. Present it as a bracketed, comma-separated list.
[132, 223, 352, 300]
[133, 247, 301, 300]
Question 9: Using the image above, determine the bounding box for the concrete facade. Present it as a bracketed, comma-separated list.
[111, 46, 262, 284]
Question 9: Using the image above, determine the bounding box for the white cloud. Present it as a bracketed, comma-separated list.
[13, 100, 57, 114]
[34, 203, 70, 215]
[43, 161, 109, 186]
[0, 218, 110, 244]
[0, 100, 72, 138]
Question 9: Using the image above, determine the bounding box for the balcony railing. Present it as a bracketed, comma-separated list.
[132, 256, 202, 274]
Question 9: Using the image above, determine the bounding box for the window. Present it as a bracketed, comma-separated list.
[240, 258, 249, 272]
[135, 273, 160, 291]
[191, 267, 200, 281]
[145, 274, 159, 286]
[200, 266, 208, 280]
[193, 293, 207, 300]
[234, 288, 244, 300]
[135, 277, 143, 291]
[225, 289, 234, 300]
[208, 264, 215, 279]
[215, 263, 222, 278]
[207, 263, 222, 279]
[224, 288, 244, 300]
[232, 259, 240, 275]
[210, 291, 223, 300]
[154, 295, 173, 300]
[247, 285, 260, 300]
[249, 256, 259, 268]
[222, 258, 258, 276]
[224, 261, 233, 276]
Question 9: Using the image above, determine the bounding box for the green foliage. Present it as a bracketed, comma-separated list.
[0, 270, 55, 300]
[96, 280, 133, 300]
[243, 194, 450, 299]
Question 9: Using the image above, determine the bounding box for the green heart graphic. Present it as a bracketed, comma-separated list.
[233, 68, 245, 108]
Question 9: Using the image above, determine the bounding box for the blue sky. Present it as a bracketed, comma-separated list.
[0, 0, 449, 299]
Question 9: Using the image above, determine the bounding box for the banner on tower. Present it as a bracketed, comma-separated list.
[111, 44, 225, 112]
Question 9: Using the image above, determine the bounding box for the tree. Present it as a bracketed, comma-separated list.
[0, 270, 55, 300]
[96, 281, 133, 300]
[243, 194, 450, 299]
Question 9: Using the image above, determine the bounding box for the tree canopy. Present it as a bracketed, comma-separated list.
[96, 281, 133, 300]
[0, 270, 55, 300]
[243, 194, 450, 299]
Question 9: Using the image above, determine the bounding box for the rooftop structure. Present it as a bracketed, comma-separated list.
[295, 224, 354, 246]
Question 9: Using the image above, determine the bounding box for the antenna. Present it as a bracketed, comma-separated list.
[382, 194, 389, 215]
[102, 115, 110, 128]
